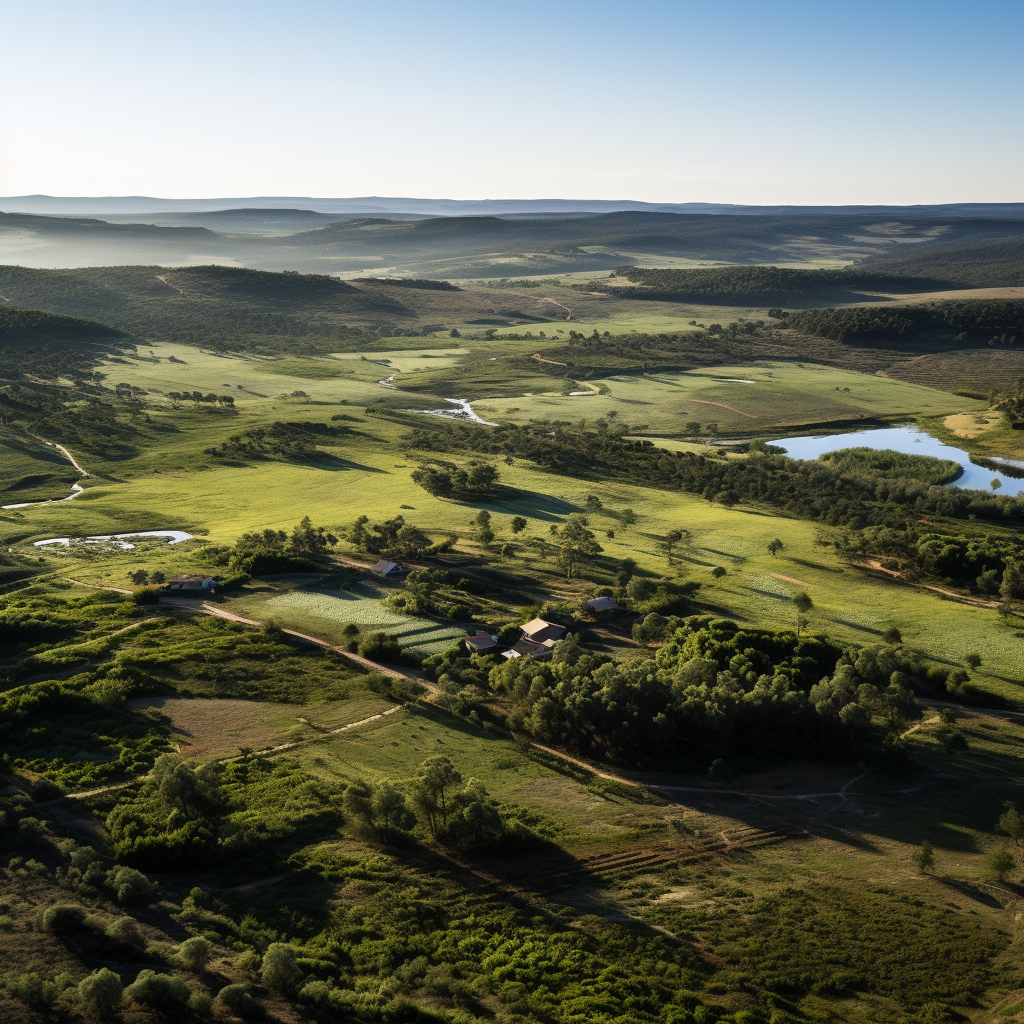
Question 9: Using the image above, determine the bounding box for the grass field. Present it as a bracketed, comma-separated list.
[130, 691, 395, 759]
[230, 581, 465, 655]
[474, 360, 982, 434]
[2, 339, 1020, 702]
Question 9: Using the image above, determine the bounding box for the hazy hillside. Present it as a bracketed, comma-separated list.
[3, 208, 1024, 277]
[863, 238, 1024, 288]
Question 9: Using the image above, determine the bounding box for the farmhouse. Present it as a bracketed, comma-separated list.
[370, 560, 409, 578]
[519, 617, 568, 643]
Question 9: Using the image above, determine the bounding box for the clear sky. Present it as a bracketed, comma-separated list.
[1, 0, 1021, 204]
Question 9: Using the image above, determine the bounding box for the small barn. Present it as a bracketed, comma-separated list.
[463, 631, 500, 654]
[370, 560, 408, 578]
[519, 617, 568, 644]
[585, 596, 622, 614]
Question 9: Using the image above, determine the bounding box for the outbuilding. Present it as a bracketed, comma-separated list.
[585, 596, 622, 614]
[519, 617, 568, 644]
[370, 560, 408, 578]
[463, 631, 500, 654]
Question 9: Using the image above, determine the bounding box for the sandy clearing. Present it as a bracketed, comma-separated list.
[770, 572, 810, 587]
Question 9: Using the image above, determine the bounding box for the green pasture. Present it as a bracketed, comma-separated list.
[3, 341, 1019, 699]
[10, 429, 1022, 694]
[229, 581, 464, 655]
[474, 360, 983, 435]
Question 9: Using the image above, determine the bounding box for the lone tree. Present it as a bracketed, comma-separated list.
[767, 538, 785, 557]
[793, 591, 813, 634]
[998, 802, 1024, 848]
[510, 516, 528, 536]
[686, 421, 701, 439]
[662, 529, 685, 565]
[473, 509, 494, 546]
[914, 840, 936, 874]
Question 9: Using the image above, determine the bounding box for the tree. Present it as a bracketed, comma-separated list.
[414, 756, 463, 836]
[373, 781, 414, 832]
[78, 969, 123, 1014]
[711, 566, 727, 579]
[403, 569, 448, 613]
[129, 569, 148, 585]
[662, 529, 684, 564]
[261, 943, 304, 994]
[619, 508, 638, 528]
[342, 780, 375, 827]
[984, 849, 1015, 883]
[998, 802, 1024, 847]
[767, 538, 784, 557]
[685, 421, 701, 439]
[290, 516, 338, 555]
[964, 652, 982, 670]
[793, 591, 813, 635]
[556, 514, 603, 578]
[706, 422, 719, 438]
[474, 509, 494, 546]
[617, 557, 638, 588]
[510, 516, 528, 536]
[584, 494, 604, 513]
[914, 840, 935, 874]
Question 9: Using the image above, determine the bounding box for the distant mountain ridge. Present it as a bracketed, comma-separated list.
[3, 195, 1024, 219]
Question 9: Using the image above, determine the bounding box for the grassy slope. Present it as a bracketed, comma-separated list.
[1, 340, 1019, 698]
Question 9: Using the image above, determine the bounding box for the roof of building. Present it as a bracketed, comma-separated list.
[501, 637, 558, 660]
[585, 596, 622, 612]
[520, 617, 568, 642]
[369, 560, 405, 576]
[464, 632, 499, 651]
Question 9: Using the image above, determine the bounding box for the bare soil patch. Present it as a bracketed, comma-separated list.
[129, 694, 391, 759]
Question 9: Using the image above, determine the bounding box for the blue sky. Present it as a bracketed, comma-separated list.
[0, 0, 1020, 202]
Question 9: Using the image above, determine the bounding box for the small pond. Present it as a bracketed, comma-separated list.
[768, 425, 1024, 497]
[33, 530, 195, 550]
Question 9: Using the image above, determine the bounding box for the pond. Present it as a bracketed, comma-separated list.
[33, 530, 195, 550]
[768, 424, 1024, 497]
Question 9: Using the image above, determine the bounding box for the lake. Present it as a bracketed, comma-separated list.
[768, 425, 1024, 497]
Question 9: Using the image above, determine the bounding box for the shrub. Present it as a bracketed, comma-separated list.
[234, 950, 262, 976]
[358, 632, 402, 661]
[106, 865, 158, 903]
[3, 971, 58, 1009]
[31, 777, 63, 802]
[124, 969, 190, 1007]
[189, 987, 215, 1014]
[178, 935, 213, 972]
[106, 916, 146, 951]
[133, 587, 161, 605]
[42, 903, 87, 933]
[216, 982, 262, 1016]
[78, 968, 123, 1014]
[261, 942, 304, 993]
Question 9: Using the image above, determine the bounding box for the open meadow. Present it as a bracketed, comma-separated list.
[5, 260, 1024, 1024]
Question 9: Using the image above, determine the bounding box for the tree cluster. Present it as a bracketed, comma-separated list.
[488, 619, 923, 765]
[411, 459, 500, 499]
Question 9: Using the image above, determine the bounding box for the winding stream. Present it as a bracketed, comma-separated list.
[402, 397, 497, 426]
[2, 440, 90, 510]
